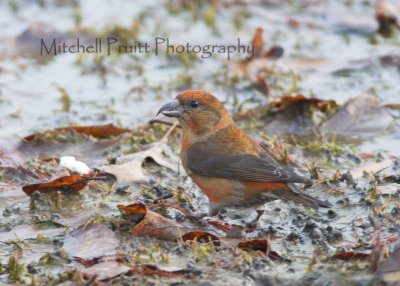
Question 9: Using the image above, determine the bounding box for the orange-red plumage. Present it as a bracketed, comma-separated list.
[158, 90, 329, 215]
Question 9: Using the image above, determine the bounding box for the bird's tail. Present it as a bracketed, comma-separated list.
[272, 184, 331, 209]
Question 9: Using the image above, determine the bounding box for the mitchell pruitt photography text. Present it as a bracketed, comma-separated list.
[40, 37, 256, 60]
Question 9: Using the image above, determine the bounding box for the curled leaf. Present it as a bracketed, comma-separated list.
[238, 239, 289, 261]
[22, 172, 109, 196]
[270, 94, 337, 112]
[118, 204, 192, 240]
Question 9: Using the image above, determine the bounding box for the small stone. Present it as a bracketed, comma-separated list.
[327, 209, 336, 219]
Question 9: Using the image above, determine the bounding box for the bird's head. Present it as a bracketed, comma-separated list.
[157, 90, 233, 135]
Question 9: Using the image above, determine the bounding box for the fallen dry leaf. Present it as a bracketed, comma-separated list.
[331, 251, 370, 261]
[130, 264, 188, 278]
[376, 183, 400, 195]
[23, 124, 130, 141]
[53, 209, 93, 229]
[350, 159, 393, 179]
[255, 73, 270, 97]
[179, 231, 221, 245]
[82, 261, 130, 280]
[63, 223, 120, 259]
[250, 27, 284, 60]
[227, 27, 284, 78]
[238, 239, 288, 261]
[264, 94, 338, 136]
[321, 94, 393, 137]
[99, 141, 180, 185]
[119, 205, 287, 262]
[270, 94, 337, 112]
[17, 124, 126, 161]
[22, 172, 109, 196]
[251, 27, 264, 58]
[118, 204, 192, 240]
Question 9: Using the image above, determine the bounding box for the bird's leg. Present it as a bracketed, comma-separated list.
[162, 203, 233, 232]
[245, 205, 265, 233]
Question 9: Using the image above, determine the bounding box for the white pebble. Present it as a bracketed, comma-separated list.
[59, 156, 90, 174]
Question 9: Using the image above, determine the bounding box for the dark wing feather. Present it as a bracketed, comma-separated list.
[186, 143, 311, 184]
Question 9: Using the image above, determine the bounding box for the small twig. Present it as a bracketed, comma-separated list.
[161, 120, 179, 143]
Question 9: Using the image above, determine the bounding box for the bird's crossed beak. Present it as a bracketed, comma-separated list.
[157, 101, 183, 118]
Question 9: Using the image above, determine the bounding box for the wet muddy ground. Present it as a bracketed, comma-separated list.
[1, 0, 400, 285]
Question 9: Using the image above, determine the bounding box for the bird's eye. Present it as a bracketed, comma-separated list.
[190, 100, 199, 108]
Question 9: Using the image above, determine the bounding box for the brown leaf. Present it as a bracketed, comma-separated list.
[359, 152, 378, 159]
[255, 74, 270, 97]
[238, 239, 270, 252]
[238, 239, 288, 261]
[332, 251, 370, 260]
[63, 223, 120, 259]
[179, 231, 221, 245]
[22, 172, 109, 196]
[17, 124, 128, 161]
[118, 204, 192, 240]
[261, 46, 284, 59]
[23, 124, 129, 141]
[74, 257, 102, 267]
[271, 94, 337, 112]
[250, 28, 284, 60]
[251, 27, 264, 58]
[264, 94, 338, 136]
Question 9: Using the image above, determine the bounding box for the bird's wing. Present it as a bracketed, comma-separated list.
[185, 142, 311, 184]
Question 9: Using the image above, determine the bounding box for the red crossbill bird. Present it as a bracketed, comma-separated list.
[158, 90, 330, 215]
